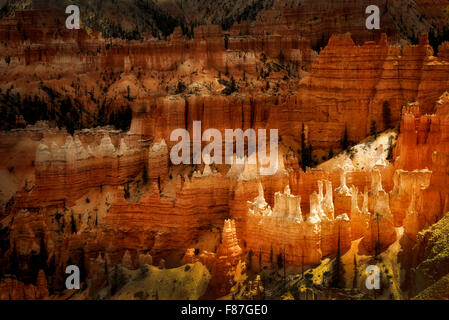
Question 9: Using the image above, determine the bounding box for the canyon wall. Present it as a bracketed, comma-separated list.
[15, 132, 145, 208]
[3, 7, 449, 156]
[393, 96, 449, 239]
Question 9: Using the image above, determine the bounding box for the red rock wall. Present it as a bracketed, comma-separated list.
[393, 96, 449, 238]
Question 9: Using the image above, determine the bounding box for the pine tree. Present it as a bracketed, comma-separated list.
[46, 255, 56, 293]
[110, 265, 124, 295]
[9, 240, 19, 274]
[104, 259, 109, 285]
[301, 247, 305, 277]
[276, 252, 283, 270]
[142, 165, 148, 185]
[279, 50, 285, 65]
[386, 135, 395, 161]
[124, 183, 130, 199]
[39, 235, 47, 272]
[231, 76, 236, 91]
[247, 249, 254, 271]
[331, 225, 345, 288]
[300, 124, 310, 170]
[79, 250, 86, 283]
[308, 144, 313, 166]
[70, 212, 77, 234]
[382, 101, 392, 129]
[370, 120, 378, 138]
[269, 244, 274, 268]
[374, 213, 383, 259]
[283, 247, 286, 281]
[341, 125, 349, 150]
[352, 254, 358, 289]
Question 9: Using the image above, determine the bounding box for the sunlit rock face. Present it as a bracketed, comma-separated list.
[14, 133, 145, 209]
[350, 186, 370, 241]
[3, 4, 449, 155]
[125, 32, 449, 154]
[297, 32, 449, 151]
[390, 169, 432, 227]
[243, 180, 353, 267]
[209, 219, 243, 297]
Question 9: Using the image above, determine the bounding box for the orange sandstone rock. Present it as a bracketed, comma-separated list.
[210, 219, 243, 297]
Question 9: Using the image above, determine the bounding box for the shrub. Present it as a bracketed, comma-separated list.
[124, 184, 130, 199]
[175, 80, 187, 94]
[276, 253, 283, 269]
[382, 101, 392, 129]
[109, 106, 132, 131]
[219, 77, 238, 95]
[109, 266, 128, 295]
[142, 165, 148, 185]
[279, 50, 285, 65]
